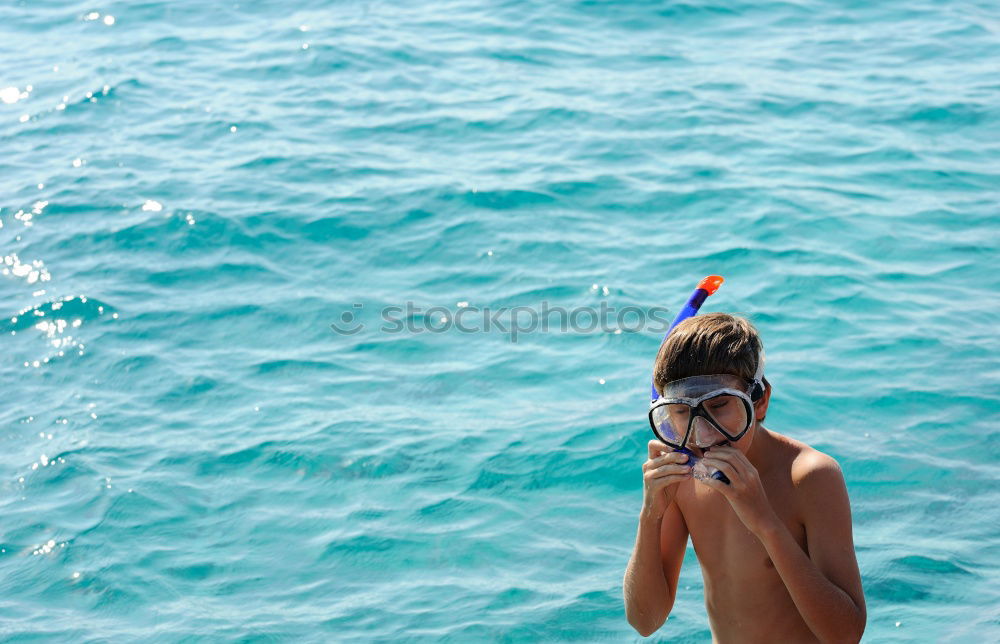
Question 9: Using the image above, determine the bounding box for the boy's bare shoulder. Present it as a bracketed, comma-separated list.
[768, 430, 843, 487]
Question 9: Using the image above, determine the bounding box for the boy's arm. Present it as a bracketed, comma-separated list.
[700, 448, 866, 643]
[759, 454, 866, 643]
[623, 499, 688, 637]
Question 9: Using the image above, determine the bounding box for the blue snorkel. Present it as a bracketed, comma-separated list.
[651, 275, 730, 484]
[650, 275, 725, 402]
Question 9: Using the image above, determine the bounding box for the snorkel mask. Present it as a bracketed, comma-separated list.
[648, 276, 765, 484]
[649, 358, 765, 451]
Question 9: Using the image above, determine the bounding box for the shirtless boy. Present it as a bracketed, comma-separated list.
[623, 313, 866, 642]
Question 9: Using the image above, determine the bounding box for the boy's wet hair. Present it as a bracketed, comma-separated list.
[653, 313, 765, 396]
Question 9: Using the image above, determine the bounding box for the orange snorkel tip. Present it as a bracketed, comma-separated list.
[697, 275, 724, 296]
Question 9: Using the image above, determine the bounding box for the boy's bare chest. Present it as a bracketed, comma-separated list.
[675, 475, 816, 641]
[676, 474, 807, 572]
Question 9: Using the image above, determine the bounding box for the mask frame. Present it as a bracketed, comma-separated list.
[648, 376, 757, 450]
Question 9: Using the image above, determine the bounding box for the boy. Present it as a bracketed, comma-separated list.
[623, 313, 865, 642]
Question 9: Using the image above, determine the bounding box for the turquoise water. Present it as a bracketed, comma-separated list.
[1, 0, 998, 640]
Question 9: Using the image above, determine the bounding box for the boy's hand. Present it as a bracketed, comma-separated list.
[698, 445, 780, 536]
[641, 440, 692, 519]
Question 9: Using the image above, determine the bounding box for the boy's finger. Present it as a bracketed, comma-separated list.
[649, 473, 692, 490]
[701, 457, 738, 482]
[647, 440, 668, 459]
[713, 445, 751, 466]
[697, 474, 731, 495]
[652, 463, 692, 477]
[728, 448, 753, 469]
[711, 445, 743, 460]
[702, 450, 745, 477]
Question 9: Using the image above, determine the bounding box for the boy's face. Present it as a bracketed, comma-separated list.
[685, 380, 769, 458]
[652, 373, 760, 454]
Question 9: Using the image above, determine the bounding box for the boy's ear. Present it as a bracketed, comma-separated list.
[754, 378, 772, 422]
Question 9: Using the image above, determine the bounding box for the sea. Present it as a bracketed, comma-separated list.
[1, 0, 998, 641]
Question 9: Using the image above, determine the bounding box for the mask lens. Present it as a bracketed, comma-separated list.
[650, 403, 690, 447]
[691, 415, 723, 448]
[702, 394, 749, 437]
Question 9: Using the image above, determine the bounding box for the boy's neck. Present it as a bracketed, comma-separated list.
[743, 423, 777, 473]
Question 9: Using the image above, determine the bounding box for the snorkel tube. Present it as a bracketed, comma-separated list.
[651, 275, 730, 484]
[650, 275, 725, 402]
